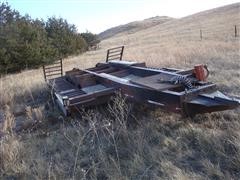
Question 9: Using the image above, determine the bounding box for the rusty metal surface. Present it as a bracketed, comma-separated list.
[130, 73, 181, 91]
[48, 77, 76, 92]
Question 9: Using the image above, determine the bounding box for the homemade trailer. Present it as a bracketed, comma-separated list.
[43, 46, 240, 117]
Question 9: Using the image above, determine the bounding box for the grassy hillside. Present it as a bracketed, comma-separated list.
[1, 3, 240, 179]
[98, 16, 174, 40]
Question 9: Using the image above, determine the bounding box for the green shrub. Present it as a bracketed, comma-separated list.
[0, 2, 93, 74]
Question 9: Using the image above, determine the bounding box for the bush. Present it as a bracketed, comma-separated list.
[0, 2, 91, 74]
[81, 31, 100, 47]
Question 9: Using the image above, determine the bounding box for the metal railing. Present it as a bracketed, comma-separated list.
[106, 46, 124, 62]
[43, 59, 63, 81]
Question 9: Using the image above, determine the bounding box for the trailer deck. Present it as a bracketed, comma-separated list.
[43, 46, 240, 117]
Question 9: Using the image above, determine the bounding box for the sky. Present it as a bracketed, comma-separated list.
[5, 0, 239, 34]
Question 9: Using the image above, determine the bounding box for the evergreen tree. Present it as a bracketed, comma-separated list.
[0, 2, 93, 74]
[81, 31, 100, 47]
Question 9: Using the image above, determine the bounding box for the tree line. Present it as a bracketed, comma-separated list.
[0, 3, 99, 74]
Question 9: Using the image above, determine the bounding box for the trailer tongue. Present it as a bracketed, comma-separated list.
[43, 46, 240, 117]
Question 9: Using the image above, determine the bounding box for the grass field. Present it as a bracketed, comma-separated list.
[0, 3, 240, 180]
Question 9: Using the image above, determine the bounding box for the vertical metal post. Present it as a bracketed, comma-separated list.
[106, 49, 110, 62]
[120, 46, 124, 60]
[43, 65, 46, 81]
[235, 25, 237, 37]
[60, 58, 63, 76]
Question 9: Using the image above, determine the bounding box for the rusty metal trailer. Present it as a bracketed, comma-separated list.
[43, 46, 240, 117]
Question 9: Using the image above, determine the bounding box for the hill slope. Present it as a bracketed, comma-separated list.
[100, 2, 240, 50]
[98, 16, 174, 40]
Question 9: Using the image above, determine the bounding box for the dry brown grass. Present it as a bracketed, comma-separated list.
[0, 134, 26, 176]
[0, 3, 240, 180]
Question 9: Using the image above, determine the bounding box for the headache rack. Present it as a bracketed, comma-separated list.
[43, 59, 63, 81]
[43, 46, 240, 117]
[106, 46, 124, 62]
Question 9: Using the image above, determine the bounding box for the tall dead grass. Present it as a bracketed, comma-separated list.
[1, 92, 239, 179]
[0, 134, 26, 176]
